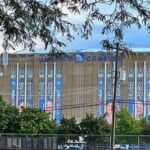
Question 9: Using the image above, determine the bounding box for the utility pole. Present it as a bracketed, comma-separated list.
[110, 42, 128, 150]
[111, 42, 119, 150]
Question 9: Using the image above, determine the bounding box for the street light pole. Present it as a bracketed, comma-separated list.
[111, 42, 119, 150]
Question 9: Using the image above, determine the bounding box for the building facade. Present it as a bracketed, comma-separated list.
[0, 51, 150, 123]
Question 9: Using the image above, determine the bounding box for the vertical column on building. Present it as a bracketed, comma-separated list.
[53, 62, 56, 120]
[24, 63, 27, 108]
[113, 62, 115, 96]
[104, 62, 107, 114]
[45, 62, 48, 111]
[16, 63, 19, 108]
[144, 61, 147, 117]
[81, 63, 84, 120]
[135, 61, 137, 119]
[33, 54, 39, 107]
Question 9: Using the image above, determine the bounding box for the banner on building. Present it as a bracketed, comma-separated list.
[146, 68, 150, 118]
[55, 69, 62, 123]
[97, 69, 103, 118]
[106, 67, 122, 123]
[18, 69, 25, 111]
[10, 69, 17, 106]
[117, 79, 122, 110]
[136, 68, 144, 119]
[27, 69, 33, 107]
[47, 69, 53, 117]
[38, 69, 45, 109]
[106, 68, 113, 124]
[128, 68, 135, 116]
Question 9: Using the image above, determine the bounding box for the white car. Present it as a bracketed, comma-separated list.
[115, 144, 129, 150]
[65, 146, 82, 150]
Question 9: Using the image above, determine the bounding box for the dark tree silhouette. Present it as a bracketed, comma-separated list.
[1, 0, 150, 53]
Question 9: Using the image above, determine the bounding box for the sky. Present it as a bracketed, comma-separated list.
[1, 1, 150, 54]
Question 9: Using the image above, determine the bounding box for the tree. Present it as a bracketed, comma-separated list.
[4, 104, 20, 133]
[0, 95, 19, 133]
[138, 117, 150, 143]
[17, 107, 57, 134]
[0, 95, 9, 132]
[55, 117, 80, 144]
[61, 0, 150, 44]
[0, 96, 58, 134]
[116, 108, 140, 135]
[56, 116, 80, 135]
[1, 0, 150, 53]
[0, 0, 81, 53]
[80, 113, 111, 146]
[115, 108, 140, 144]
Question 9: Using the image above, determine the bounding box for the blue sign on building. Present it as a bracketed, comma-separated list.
[39, 53, 122, 62]
[76, 53, 84, 63]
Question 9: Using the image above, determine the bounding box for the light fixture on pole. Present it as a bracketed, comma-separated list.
[2, 51, 8, 68]
[119, 67, 126, 81]
[0, 72, 3, 77]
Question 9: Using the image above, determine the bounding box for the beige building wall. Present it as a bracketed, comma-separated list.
[0, 52, 150, 121]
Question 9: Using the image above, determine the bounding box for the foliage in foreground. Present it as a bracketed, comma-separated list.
[116, 108, 140, 135]
[1, 96, 150, 145]
[17, 107, 57, 134]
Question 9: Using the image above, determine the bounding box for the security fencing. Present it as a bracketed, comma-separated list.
[0, 134, 57, 150]
[0, 134, 150, 149]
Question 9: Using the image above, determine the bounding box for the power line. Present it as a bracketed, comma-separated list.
[0, 86, 97, 96]
[5, 100, 150, 111]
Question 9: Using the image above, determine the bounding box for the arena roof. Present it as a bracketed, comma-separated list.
[15, 47, 150, 54]
[1, 47, 150, 54]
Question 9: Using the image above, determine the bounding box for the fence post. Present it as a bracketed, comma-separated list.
[110, 134, 111, 148]
[138, 135, 139, 150]
[53, 134, 57, 149]
[26, 134, 28, 150]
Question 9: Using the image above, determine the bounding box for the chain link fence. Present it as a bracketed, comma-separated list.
[0, 134, 150, 150]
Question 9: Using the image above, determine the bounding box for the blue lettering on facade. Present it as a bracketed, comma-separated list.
[118, 55, 122, 60]
[55, 57, 61, 61]
[51, 57, 56, 61]
[39, 54, 122, 62]
[39, 57, 49, 62]
[87, 56, 91, 61]
[110, 55, 115, 61]
[104, 55, 109, 61]
[92, 56, 97, 61]
[76, 53, 84, 63]
[98, 56, 105, 61]
[61, 56, 66, 61]
[68, 56, 74, 61]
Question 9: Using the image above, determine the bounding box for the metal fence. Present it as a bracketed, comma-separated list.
[0, 134, 57, 150]
[0, 134, 150, 150]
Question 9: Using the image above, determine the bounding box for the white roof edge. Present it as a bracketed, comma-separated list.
[1, 47, 150, 54]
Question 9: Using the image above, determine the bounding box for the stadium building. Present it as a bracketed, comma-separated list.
[0, 51, 150, 123]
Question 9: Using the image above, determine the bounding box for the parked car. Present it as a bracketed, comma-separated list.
[128, 145, 139, 150]
[65, 146, 83, 150]
[128, 145, 147, 150]
[115, 144, 129, 150]
[92, 146, 111, 150]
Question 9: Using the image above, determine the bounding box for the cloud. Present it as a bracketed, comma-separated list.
[123, 26, 150, 48]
